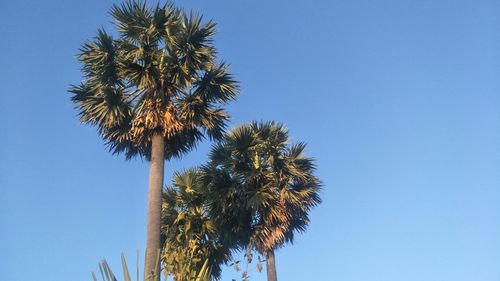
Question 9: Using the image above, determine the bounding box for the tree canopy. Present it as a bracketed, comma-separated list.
[204, 121, 322, 255]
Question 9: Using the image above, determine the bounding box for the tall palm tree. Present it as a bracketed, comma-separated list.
[69, 2, 238, 280]
[205, 121, 321, 281]
[161, 169, 236, 280]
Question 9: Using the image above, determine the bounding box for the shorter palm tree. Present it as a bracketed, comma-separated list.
[204, 121, 321, 281]
[161, 169, 237, 280]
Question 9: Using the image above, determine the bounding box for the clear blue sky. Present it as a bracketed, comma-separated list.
[1, 0, 499, 280]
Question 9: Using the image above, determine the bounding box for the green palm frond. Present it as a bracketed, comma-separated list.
[79, 29, 121, 85]
[193, 63, 238, 104]
[111, 1, 154, 43]
[176, 11, 216, 72]
[69, 83, 132, 131]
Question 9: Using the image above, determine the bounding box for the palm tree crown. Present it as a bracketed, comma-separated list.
[70, 1, 238, 160]
[205, 121, 321, 254]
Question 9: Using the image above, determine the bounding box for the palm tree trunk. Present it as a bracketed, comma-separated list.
[144, 134, 165, 281]
[266, 250, 278, 281]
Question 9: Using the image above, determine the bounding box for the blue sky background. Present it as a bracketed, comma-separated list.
[1, 0, 499, 280]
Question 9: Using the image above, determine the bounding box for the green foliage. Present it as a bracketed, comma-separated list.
[91, 253, 209, 281]
[91, 253, 153, 281]
[161, 169, 235, 280]
[70, 0, 238, 160]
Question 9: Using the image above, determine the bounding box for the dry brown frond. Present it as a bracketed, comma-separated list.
[130, 99, 186, 145]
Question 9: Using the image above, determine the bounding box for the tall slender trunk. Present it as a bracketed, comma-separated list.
[266, 250, 278, 281]
[144, 134, 165, 281]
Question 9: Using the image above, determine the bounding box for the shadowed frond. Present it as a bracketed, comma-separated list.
[193, 63, 238, 104]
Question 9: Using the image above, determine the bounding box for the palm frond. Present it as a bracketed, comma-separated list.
[79, 29, 121, 86]
[111, 0, 153, 43]
[176, 11, 217, 73]
[193, 63, 238, 104]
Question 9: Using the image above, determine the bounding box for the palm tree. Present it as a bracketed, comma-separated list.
[69, 2, 238, 280]
[161, 169, 236, 280]
[205, 121, 321, 281]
